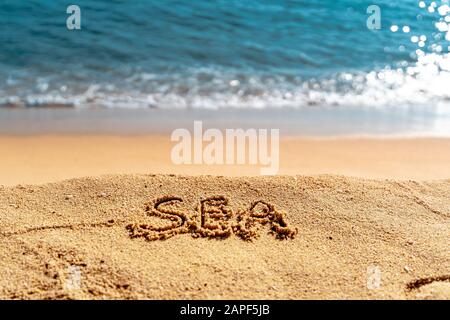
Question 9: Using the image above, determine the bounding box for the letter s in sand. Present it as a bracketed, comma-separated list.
[126, 196, 195, 240]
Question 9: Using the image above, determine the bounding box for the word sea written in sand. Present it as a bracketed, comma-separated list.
[126, 196, 298, 241]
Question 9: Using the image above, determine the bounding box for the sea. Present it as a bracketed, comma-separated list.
[0, 0, 449, 113]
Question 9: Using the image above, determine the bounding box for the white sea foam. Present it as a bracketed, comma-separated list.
[2, 52, 449, 110]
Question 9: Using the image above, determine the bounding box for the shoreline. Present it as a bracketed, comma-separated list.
[1, 106, 449, 137]
[1, 107, 449, 184]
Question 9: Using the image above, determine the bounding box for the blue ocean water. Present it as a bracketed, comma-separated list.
[0, 0, 449, 109]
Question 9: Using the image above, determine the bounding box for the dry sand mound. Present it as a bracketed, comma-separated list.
[0, 174, 448, 299]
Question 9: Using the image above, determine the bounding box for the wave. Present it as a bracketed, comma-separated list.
[2, 52, 450, 110]
[1, 0, 450, 110]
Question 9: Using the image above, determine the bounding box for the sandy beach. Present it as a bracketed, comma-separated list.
[1, 135, 450, 185]
[0, 134, 449, 299]
[0, 174, 448, 299]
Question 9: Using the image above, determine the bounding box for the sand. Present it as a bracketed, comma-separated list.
[0, 174, 449, 300]
[0, 135, 449, 299]
[1, 135, 450, 185]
